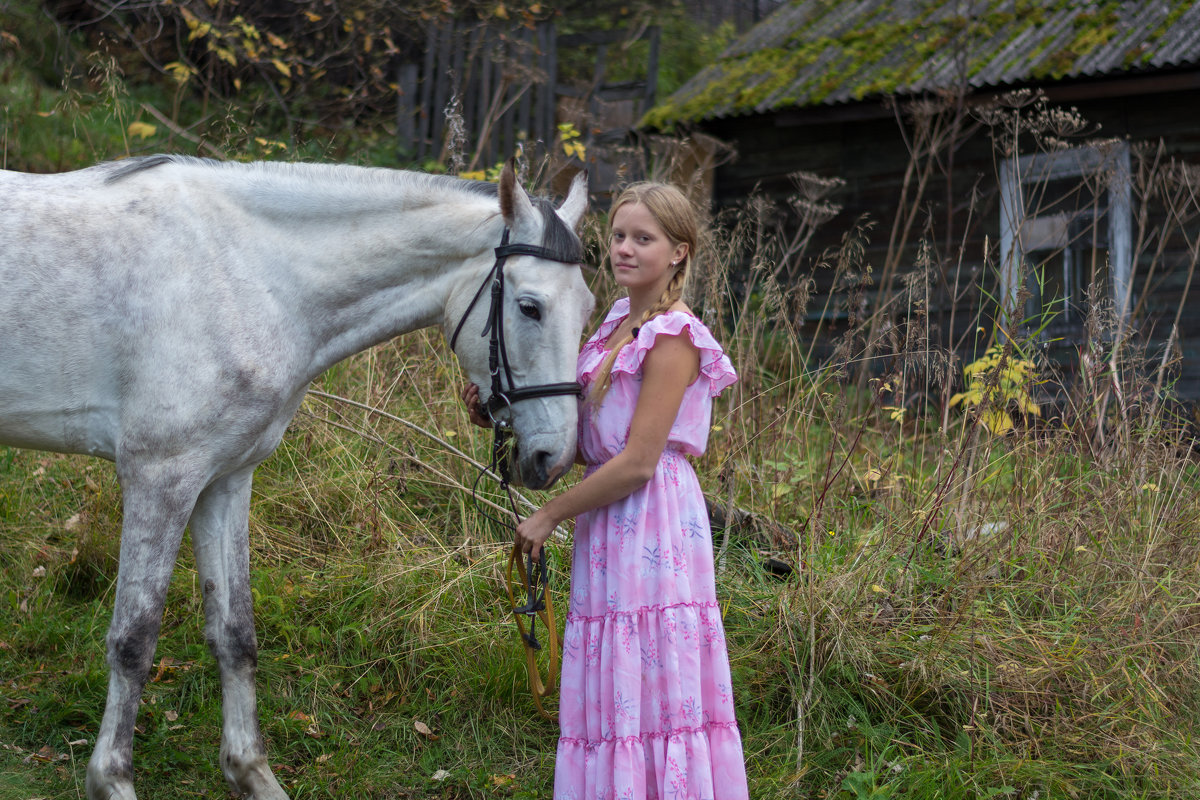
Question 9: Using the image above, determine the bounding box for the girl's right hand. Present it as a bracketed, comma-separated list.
[461, 383, 492, 429]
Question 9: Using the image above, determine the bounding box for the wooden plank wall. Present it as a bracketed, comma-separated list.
[396, 20, 660, 195]
[703, 86, 1200, 404]
[397, 20, 558, 168]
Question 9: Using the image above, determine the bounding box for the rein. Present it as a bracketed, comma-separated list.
[451, 227, 578, 720]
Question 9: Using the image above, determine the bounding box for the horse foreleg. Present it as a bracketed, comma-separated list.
[190, 469, 288, 800]
[87, 472, 195, 800]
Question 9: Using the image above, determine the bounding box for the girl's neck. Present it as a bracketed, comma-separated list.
[624, 284, 668, 322]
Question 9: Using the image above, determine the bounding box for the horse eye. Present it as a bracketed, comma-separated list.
[519, 301, 542, 321]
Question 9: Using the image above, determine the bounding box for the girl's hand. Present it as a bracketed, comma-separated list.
[515, 508, 558, 561]
[461, 383, 492, 429]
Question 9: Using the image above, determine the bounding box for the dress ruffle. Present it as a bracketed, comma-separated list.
[579, 297, 737, 399]
[555, 721, 746, 800]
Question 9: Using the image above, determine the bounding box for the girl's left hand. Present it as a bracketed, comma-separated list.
[515, 508, 558, 560]
[461, 383, 492, 429]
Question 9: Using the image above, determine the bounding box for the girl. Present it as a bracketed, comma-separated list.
[465, 182, 748, 800]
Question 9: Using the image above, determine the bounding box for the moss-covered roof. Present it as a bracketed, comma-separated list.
[643, 0, 1200, 128]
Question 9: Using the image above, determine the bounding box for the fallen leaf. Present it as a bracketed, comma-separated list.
[152, 657, 174, 682]
[414, 719, 438, 739]
[431, 769, 451, 781]
[165, 710, 178, 722]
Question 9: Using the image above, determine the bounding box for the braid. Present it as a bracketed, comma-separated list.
[587, 264, 688, 406]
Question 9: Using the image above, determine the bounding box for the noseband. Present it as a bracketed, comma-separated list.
[449, 228, 583, 483]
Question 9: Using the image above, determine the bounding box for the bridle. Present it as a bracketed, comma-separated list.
[449, 228, 583, 483]
[449, 226, 580, 719]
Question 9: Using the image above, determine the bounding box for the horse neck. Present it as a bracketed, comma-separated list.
[220, 164, 502, 376]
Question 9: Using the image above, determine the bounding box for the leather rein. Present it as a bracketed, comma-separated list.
[449, 227, 580, 719]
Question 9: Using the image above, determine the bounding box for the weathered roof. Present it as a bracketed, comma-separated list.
[643, 0, 1200, 128]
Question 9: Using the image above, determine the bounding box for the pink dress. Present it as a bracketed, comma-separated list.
[554, 297, 749, 800]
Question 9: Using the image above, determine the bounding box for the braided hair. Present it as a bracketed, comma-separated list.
[587, 182, 700, 407]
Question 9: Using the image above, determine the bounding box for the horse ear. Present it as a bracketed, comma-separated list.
[557, 170, 589, 231]
[498, 159, 537, 234]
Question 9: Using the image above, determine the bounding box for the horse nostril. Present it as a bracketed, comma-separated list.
[533, 449, 557, 487]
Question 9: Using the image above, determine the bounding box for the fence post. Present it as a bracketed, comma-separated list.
[397, 62, 419, 159]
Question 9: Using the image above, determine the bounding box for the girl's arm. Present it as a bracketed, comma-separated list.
[516, 332, 700, 559]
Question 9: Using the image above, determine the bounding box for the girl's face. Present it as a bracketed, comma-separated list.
[609, 202, 688, 297]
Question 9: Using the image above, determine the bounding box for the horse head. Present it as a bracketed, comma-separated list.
[447, 164, 594, 490]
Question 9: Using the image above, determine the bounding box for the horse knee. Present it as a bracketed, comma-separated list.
[106, 613, 161, 678]
[207, 619, 258, 672]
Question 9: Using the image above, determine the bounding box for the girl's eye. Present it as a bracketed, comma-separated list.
[519, 301, 542, 321]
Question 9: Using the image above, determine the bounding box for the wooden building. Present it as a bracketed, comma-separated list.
[644, 0, 1200, 407]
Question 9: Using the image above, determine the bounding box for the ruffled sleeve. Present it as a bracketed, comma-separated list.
[611, 311, 738, 397]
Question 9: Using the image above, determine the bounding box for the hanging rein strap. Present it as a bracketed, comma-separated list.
[503, 543, 558, 719]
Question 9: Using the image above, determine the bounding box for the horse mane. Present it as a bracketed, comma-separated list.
[103, 155, 580, 260]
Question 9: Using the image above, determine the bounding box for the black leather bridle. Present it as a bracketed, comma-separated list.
[449, 228, 583, 483]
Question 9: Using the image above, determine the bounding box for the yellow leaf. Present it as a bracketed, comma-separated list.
[304, 11, 322, 22]
[871, 584, 887, 594]
[210, 45, 237, 67]
[127, 121, 157, 140]
[981, 409, 1014, 435]
[267, 32, 287, 49]
[164, 61, 195, 84]
[188, 20, 212, 41]
[272, 58, 291, 77]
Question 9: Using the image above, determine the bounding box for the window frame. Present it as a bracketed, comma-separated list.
[998, 141, 1132, 335]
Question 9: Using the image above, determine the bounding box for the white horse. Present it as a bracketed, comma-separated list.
[0, 155, 594, 800]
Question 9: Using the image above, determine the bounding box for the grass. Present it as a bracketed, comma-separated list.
[2, 21, 1200, 800]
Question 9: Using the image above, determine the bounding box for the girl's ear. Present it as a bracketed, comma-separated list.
[673, 242, 689, 266]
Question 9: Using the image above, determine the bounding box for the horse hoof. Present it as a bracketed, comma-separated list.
[86, 779, 137, 800]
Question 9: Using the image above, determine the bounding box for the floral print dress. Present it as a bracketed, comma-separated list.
[554, 297, 749, 800]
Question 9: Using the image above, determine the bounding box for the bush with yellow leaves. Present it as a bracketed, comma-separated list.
[949, 344, 1041, 434]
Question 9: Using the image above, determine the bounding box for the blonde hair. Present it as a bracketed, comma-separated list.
[588, 182, 700, 406]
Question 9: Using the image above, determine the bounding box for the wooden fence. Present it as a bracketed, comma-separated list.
[397, 20, 659, 173]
